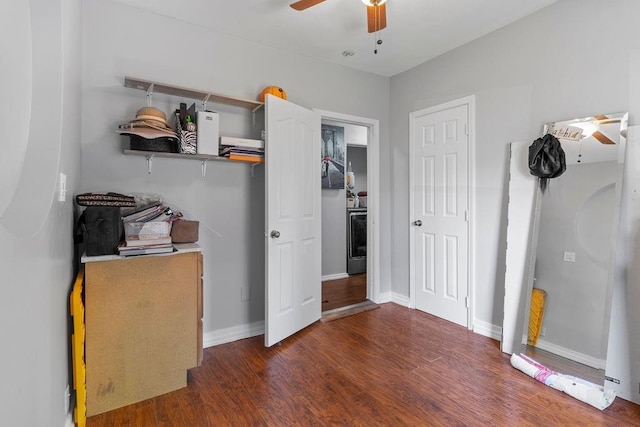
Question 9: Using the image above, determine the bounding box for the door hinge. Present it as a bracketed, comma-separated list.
[465, 296, 470, 308]
[464, 210, 469, 222]
[465, 123, 469, 136]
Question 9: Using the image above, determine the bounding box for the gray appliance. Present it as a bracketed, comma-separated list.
[347, 208, 367, 275]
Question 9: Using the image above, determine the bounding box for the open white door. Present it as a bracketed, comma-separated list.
[265, 95, 322, 347]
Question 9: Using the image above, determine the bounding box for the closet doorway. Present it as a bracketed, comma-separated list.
[315, 109, 380, 316]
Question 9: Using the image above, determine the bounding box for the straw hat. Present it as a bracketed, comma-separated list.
[118, 106, 177, 140]
[134, 107, 168, 125]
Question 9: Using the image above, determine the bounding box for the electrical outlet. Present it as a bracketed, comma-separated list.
[563, 251, 576, 262]
[58, 172, 67, 203]
[241, 287, 251, 302]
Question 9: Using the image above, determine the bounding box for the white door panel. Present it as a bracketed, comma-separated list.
[265, 95, 321, 347]
[411, 102, 469, 327]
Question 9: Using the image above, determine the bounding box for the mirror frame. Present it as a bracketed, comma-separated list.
[502, 113, 628, 377]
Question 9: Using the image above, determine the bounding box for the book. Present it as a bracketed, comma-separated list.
[123, 236, 173, 247]
[121, 203, 163, 222]
[229, 153, 265, 163]
[220, 136, 264, 149]
[124, 221, 172, 239]
[219, 146, 264, 156]
[118, 244, 174, 256]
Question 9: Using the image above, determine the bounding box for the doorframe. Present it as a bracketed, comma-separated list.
[408, 95, 476, 329]
[314, 109, 381, 303]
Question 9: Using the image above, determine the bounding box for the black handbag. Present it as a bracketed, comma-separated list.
[76, 206, 123, 256]
[528, 133, 566, 192]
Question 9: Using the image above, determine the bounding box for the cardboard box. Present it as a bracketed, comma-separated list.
[84, 252, 200, 416]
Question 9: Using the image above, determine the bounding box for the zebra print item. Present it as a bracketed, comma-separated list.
[175, 111, 197, 154]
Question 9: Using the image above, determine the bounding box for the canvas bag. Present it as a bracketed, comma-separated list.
[528, 133, 566, 192]
[77, 206, 123, 256]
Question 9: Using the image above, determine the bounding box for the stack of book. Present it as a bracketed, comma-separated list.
[118, 203, 175, 256]
[219, 136, 264, 163]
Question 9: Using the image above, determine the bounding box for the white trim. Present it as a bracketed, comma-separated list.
[322, 272, 349, 282]
[535, 339, 606, 370]
[391, 292, 411, 307]
[473, 320, 502, 341]
[314, 109, 381, 304]
[64, 411, 74, 427]
[408, 95, 476, 329]
[203, 321, 265, 348]
[377, 291, 393, 303]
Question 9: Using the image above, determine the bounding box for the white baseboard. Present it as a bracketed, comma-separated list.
[390, 292, 410, 307]
[203, 321, 265, 348]
[375, 290, 392, 304]
[535, 339, 606, 370]
[473, 320, 502, 341]
[321, 272, 349, 281]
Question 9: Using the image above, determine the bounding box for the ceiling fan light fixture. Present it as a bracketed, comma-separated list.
[361, 0, 387, 6]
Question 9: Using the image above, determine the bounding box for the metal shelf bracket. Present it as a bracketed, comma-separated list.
[146, 83, 155, 106]
[145, 154, 154, 174]
[201, 94, 211, 111]
[201, 159, 208, 179]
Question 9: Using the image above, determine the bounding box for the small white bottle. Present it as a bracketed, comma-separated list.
[346, 161, 355, 190]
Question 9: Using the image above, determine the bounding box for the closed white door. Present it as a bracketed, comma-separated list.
[265, 95, 321, 347]
[410, 101, 470, 327]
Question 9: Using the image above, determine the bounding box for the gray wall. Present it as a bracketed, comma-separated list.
[0, 0, 82, 425]
[81, 0, 391, 340]
[389, 0, 640, 330]
[348, 145, 368, 196]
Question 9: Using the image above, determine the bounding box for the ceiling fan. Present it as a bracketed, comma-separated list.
[290, 0, 387, 33]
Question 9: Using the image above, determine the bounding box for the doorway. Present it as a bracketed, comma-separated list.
[409, 96, 475, 328]
[314, 109, 380, 315]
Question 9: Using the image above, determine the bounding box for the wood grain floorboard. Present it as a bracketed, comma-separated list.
[86, 303, 640, 426]
[322, 273, 367, 311]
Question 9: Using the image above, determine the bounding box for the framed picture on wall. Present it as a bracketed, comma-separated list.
[321, 124, 346, 189]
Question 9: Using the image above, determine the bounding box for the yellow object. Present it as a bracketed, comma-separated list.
[259, 86, 287, 102]
[528, 288, 546, 346]
[70, 269, 87, 427]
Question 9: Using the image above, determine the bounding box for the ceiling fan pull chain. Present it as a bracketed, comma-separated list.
[373, 5, 382, 54]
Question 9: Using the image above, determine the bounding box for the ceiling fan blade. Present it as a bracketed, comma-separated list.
[367, 3, 387, 33]
[290, 0, 326, 11]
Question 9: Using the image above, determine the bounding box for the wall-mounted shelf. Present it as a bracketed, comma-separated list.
[124, 76, 264, 113]
[124, 149, 263, 178]
[122, 77, 265, 178]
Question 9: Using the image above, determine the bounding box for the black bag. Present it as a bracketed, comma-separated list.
[528, 133, 566, 192]
[77, 206, 123, 256]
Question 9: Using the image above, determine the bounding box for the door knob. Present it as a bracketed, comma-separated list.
[413, 220, 422, 226]
[270, 230, 281, 238]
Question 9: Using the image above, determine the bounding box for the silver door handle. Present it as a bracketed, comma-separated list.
[270, 230, 281, 238]
[413, 220, 422, 226]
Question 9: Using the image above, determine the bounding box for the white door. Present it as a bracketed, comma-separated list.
[265, 95, 322, 347]
[410, 101, 470, 327]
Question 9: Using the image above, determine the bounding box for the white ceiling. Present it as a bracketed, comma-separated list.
[112, 0, 558, 77]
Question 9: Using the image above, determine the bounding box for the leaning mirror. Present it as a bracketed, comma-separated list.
[502, 112, 628, 386]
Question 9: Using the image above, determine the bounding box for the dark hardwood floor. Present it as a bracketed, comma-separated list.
[321, 273, 367, 312]
[86, 304, 640, 426]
